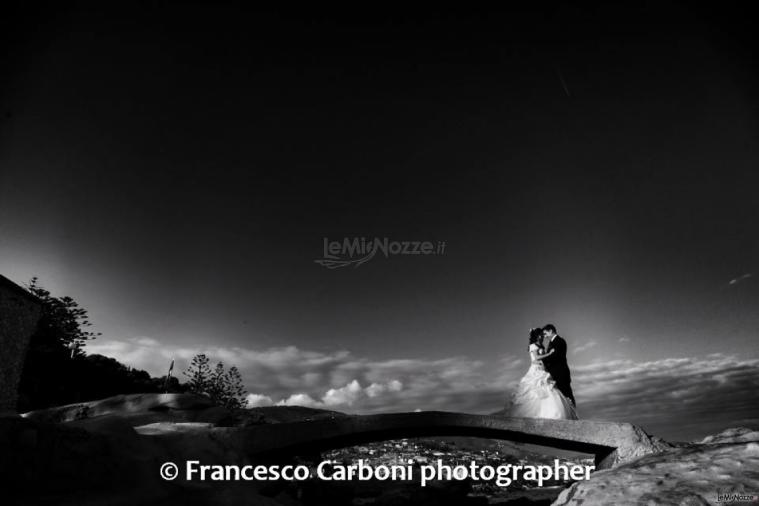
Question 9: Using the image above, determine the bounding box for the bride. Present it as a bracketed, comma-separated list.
[507, 328, 578, 420]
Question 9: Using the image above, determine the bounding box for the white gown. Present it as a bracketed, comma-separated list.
[508, 344, 578, 420]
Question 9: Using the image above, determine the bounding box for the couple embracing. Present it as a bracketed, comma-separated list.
[507, 324, 578, 420]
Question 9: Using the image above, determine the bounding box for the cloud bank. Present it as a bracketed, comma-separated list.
[87, 338, 759, 441]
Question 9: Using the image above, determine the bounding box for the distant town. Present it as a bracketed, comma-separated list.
[322, 438, 595, 502]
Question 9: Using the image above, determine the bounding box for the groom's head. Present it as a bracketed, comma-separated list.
[543, 324, 557, 339]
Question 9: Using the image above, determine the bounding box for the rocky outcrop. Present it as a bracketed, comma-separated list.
[22, 392, 231, 426]
[552, 428, 759, 505]
[586, 422, 672, 469]
[22, 393, 348, 427]
[699, 427, 759, 445]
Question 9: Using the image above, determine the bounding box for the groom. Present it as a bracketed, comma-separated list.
[542, 324, 576, 407]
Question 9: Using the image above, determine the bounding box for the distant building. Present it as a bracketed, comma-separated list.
[0, 275, 42, 412]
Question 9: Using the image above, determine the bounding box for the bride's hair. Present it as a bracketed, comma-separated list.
[528, 327, 544, 351]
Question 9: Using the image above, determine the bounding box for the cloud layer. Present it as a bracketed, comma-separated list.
[87, 338, 759, 441]
[253, 378, 405, 409]
[86, 338, 523, 413]
[571, 353, 759, 440]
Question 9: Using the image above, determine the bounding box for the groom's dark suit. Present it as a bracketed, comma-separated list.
[543, 335, 576, 406]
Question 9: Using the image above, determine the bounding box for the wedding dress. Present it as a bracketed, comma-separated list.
[508, 343, 578, 420]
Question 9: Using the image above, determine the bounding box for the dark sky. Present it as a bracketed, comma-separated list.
[1, 3, 757, 440]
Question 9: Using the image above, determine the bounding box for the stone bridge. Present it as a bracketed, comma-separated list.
[22, 393, 672, 470]
[150, 410, 671, 470]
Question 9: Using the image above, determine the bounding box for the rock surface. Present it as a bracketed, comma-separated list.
[699, 426, 759, 445]
[22, 393, 349, 428]
[552, 428, 759, 505]
[22, 393, 219, 423]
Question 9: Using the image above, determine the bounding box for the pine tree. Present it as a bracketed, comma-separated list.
[183, 354, 212, 394]
[222, 366, 247, 409]
[183, 354, 248, 409]
[26, 276, 101, 355]
[208, 361, 229, 402]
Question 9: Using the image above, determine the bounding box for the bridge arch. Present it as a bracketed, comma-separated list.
[224, 412, 669, 470]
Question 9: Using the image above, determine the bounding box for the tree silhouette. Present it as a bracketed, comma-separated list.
[183, 353, 212, 393]
[184, 354, 248, 409]
[221, 366, 247, 409]
[26, 276, 101, 355]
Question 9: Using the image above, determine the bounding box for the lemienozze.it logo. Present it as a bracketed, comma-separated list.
[315, 237, 446, 269]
